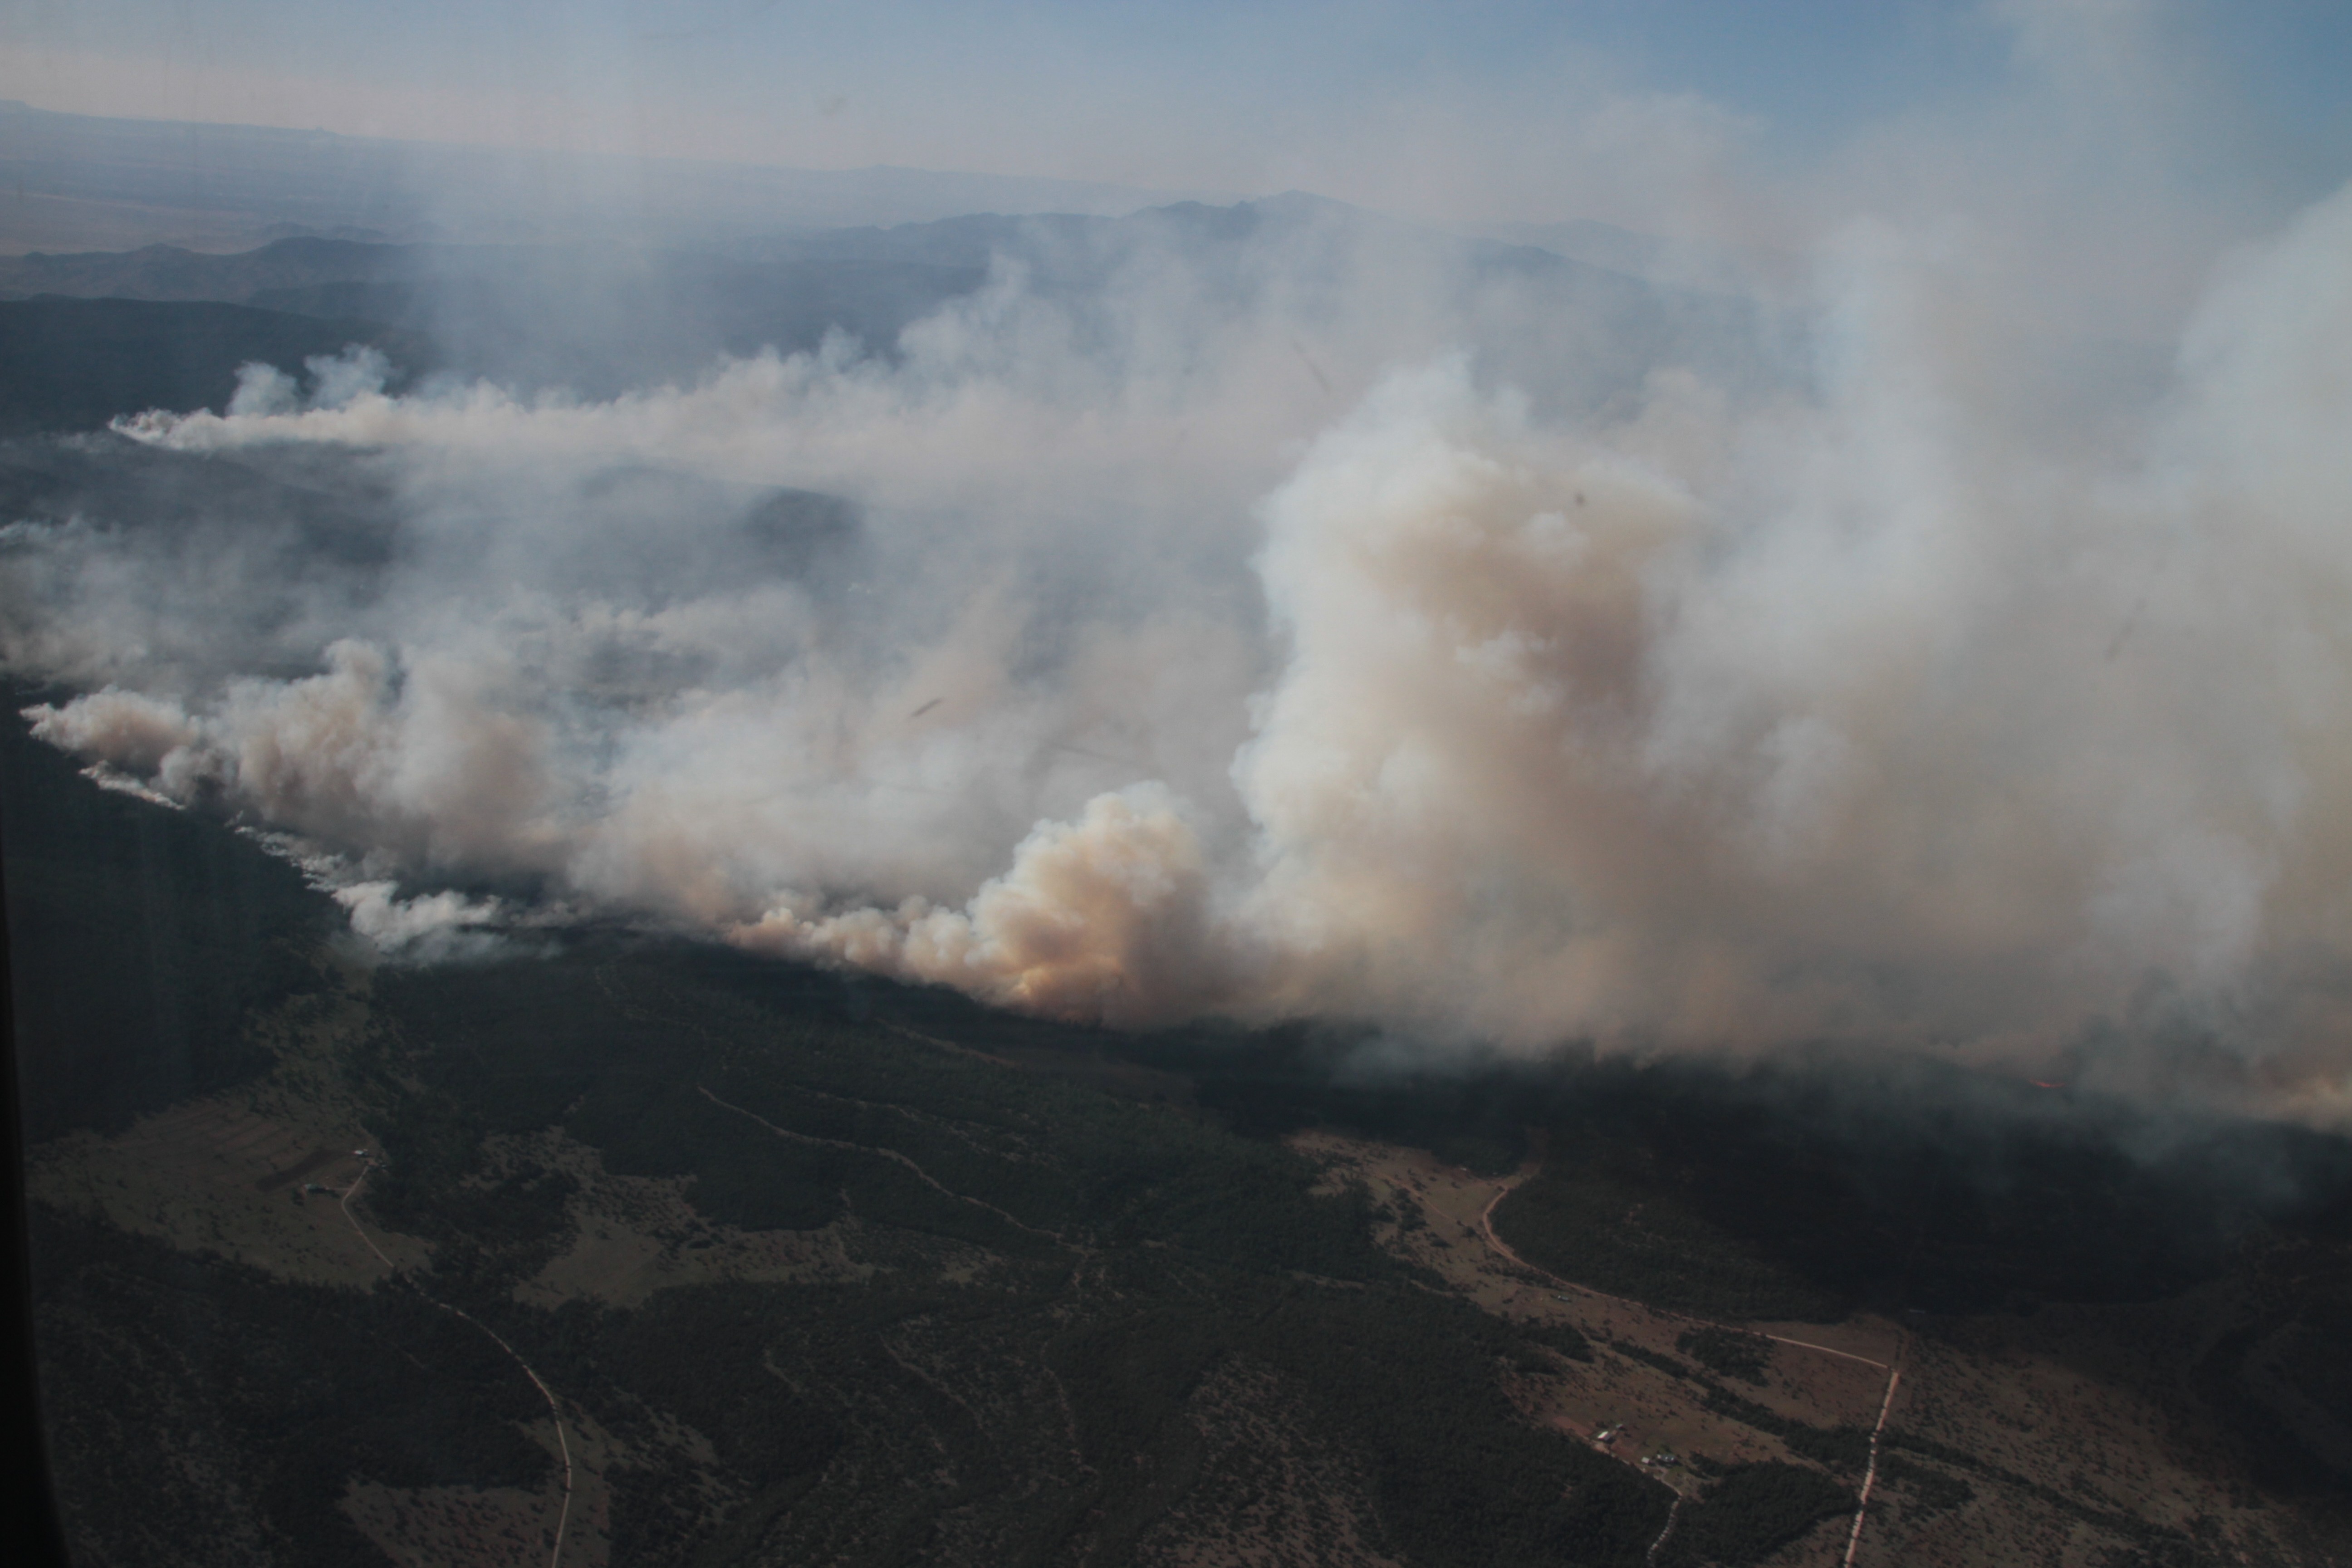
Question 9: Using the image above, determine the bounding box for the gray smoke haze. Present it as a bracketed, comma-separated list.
[13, 76, 2352, 1122]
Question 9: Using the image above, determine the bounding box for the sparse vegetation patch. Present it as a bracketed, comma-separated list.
[1676, 1326, 1773, 1385]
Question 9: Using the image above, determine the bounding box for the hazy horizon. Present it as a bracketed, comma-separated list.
[6, 3, 2349, 242]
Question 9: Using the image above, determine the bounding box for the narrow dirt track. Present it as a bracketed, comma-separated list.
[697, 1083, 1067, 1241]
[339, 1162, 578, 1568]
[1644, 1495, 1683, 1565]
[1840, 1364, 1904, 1567]
[1475, 1176, 1911, 1562]
[1475, 1185, 1892, 1369]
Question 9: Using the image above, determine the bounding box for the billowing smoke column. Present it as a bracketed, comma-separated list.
[16, 175, 2352, 1121]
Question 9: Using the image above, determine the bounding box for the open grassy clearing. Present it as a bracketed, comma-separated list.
[1291, 1125, 2334, 1568]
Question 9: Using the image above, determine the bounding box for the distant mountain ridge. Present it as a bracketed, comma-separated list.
[0, 237, 428, 303]
[0, 297, 433, 436]
[0, 99, 1210, 253]
[0, 192, 1781, 424]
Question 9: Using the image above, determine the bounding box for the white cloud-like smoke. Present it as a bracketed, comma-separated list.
[14, 43, 2352, 1121]
[333, 881, 511, 964]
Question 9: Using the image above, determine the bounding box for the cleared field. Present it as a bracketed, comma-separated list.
[29, 1091, 425, 1287]
[1293, 1126, 2330, 1568]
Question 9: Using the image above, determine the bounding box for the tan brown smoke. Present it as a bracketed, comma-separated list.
[21, 175, 2352, 1123]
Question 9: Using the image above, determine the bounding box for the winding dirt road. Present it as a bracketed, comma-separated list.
[1474, 1186, 1892, 1371]
[1474, 1181, 1905, 1564]
[696, 1083, 1068, 1241]
[340, 1161, 578, 1568]
[1644, 1495, 1683, 1565]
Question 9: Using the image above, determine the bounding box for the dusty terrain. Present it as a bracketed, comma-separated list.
[29, 957, 2343, 1568]
[1294, 1129, 2318, 1568]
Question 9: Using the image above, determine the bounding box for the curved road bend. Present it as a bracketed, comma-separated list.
[1475, 1186, 1892, 1369]
[341, 1161, 578, 1568]
[1475, 1182, 1910, 1562]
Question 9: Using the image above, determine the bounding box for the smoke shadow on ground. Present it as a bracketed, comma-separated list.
[897, 996, 2352, 1319]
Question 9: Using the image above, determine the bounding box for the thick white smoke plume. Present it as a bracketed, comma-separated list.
[15, 157, 2352, 1121]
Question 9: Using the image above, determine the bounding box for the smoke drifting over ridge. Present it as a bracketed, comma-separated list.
[13, 160, 2352, 1119]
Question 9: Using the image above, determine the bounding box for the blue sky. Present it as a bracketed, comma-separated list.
[5, 0, 2351, 231]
